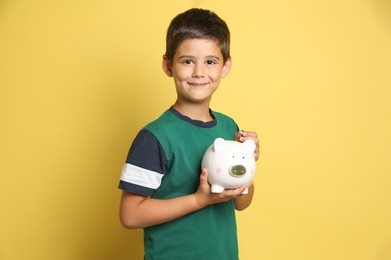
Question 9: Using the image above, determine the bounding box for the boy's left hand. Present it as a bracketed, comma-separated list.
[235, 130, 260, 161]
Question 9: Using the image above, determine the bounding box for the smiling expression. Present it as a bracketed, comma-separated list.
[163, 38, 231, 106]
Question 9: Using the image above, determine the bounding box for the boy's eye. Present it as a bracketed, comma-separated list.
[182, 60, 193, 65]
[206, 60, 217, 65]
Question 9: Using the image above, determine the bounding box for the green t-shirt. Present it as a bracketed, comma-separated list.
[122, 107, 240, 259]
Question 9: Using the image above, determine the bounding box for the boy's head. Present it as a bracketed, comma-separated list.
[165, 8, 231, 63]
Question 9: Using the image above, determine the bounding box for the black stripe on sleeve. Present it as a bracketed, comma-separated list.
[118, 180, 155, 197]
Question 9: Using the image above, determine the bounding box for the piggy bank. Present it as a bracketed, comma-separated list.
[201, 138, 256, 194]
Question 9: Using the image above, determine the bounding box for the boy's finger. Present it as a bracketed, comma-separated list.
[200, 168, 208, 182]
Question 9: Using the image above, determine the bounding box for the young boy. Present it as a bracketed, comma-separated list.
[119, 8, 260, 259]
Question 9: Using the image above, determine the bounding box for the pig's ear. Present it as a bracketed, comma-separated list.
[243, 139, 256, 153]
[213, 138, 226, 152]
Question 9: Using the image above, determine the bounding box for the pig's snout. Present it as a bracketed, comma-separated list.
[230, 165, 246, 177]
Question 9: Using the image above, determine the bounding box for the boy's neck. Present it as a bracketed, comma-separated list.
[173, 101, 213, 122]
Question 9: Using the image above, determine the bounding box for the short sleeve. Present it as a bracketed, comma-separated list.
[118, 129, 168, 196]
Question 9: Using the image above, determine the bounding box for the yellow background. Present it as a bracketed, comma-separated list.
[1, 0, 390, 259]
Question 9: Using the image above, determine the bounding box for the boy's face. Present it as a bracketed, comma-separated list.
[163, 38, 231, 106]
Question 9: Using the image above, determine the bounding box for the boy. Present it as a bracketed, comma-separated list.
[119, 8, 260, 260]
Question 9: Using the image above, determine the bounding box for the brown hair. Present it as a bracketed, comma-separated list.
[165, 8, 231, 63]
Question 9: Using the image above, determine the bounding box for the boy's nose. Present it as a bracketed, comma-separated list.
[192, 64, 205, 78]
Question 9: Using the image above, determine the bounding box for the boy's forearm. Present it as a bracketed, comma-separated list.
[120, 192, 207, 229]
[234, 184, 254, 211]
[120, 170, 253, 228]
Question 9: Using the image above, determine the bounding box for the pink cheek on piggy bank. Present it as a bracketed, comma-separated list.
[216, 167, 222, 174]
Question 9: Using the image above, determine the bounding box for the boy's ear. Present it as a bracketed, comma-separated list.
[162, 55, 173, 77]
[221, 58, 232, 78]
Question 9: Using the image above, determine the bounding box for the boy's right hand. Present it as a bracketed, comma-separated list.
[194, 168, 248, 207]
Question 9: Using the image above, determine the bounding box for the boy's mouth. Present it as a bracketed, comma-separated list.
[188, 82, 208, 87]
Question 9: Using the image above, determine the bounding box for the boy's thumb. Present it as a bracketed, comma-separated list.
[200, 168, 208, 180]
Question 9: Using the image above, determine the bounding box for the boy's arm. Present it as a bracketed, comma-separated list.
[233, 130, 259, 210]
[120, 191, 202, 229]
[120, 168, 247, 229]
[234, 183, 254, 211]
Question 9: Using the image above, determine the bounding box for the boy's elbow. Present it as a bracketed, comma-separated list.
[119, 207, 143, 229]
[121, 222, 139, 230]
[235, 204, 249, 211]
[120, 215, 142, 229]
[119, 191, 149, 229]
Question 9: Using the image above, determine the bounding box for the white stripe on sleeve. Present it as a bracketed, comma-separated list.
[120, 163, 163, 190]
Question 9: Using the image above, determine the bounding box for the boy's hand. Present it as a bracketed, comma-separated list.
[194, 168, 249, 207]
[235, 130, 260, 161]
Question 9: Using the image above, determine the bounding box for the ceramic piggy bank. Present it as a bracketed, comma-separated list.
[201, 138, 256, 194]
